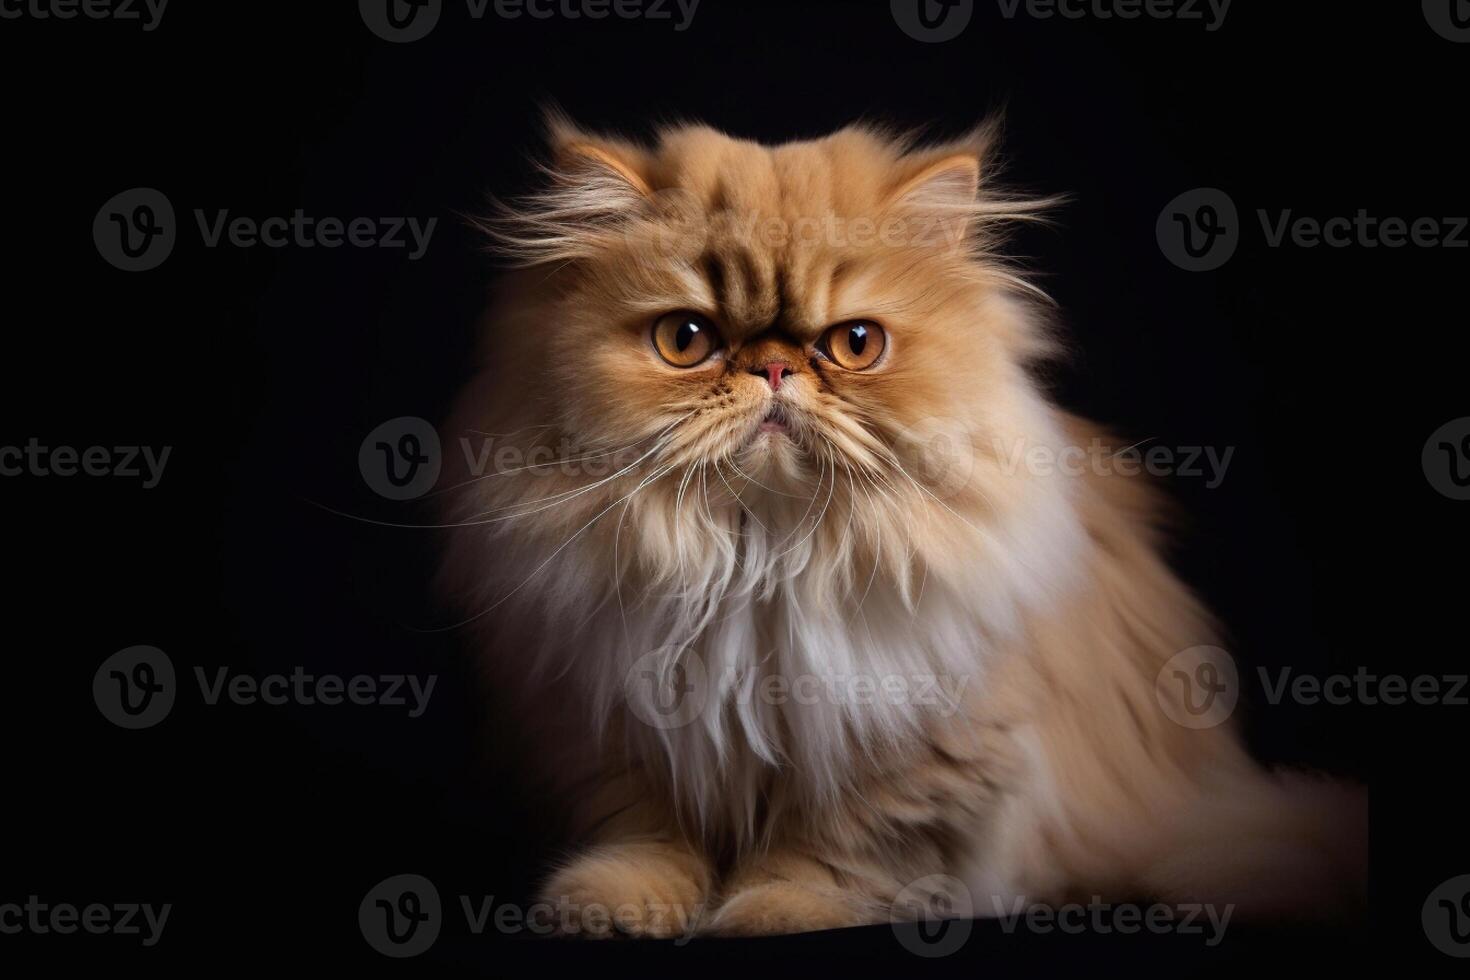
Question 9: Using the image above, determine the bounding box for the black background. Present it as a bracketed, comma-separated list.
[2, 0, 1464, 971]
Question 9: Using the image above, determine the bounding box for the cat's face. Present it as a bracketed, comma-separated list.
[474, 119, 1064, 599]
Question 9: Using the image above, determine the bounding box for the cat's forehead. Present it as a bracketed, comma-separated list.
[653, 127, 895, 222]
[647, 128, 904, 337]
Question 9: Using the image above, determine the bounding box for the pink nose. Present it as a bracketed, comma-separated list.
[752, 361, 792, 391]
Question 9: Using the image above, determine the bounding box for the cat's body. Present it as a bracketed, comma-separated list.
[440, 117, 1364, 936]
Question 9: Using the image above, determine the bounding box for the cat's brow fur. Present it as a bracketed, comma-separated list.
[440, 115, 1365, 937]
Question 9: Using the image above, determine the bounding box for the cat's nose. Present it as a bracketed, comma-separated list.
[749, 361, 793, 392]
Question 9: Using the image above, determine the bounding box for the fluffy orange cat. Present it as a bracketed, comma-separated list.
[439, 114, 1365, 938]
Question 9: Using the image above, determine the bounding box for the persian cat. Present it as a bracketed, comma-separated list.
[439, 114, 1365, 937]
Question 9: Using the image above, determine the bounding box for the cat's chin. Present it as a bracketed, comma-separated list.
[730, 431, 815, 489]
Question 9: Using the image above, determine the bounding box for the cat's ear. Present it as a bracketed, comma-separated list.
[545, 112, 655, 204]
[885, 119, 1069, 252]
[883, 125, 998, 243]
[888, 152, 983, 213]
[478, 113, 658, 265]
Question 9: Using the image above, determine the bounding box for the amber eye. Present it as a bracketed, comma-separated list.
[652, 311, 720, 368]
[820, 321, 886, 371]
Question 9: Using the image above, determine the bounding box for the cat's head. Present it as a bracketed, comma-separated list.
[458, 115, 1078, 616]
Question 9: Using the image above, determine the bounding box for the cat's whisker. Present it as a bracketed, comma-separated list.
[423, 461, 678, 632]
[460, 433, 682, 526]
[720, 456, 808, 499]
[774, 447, 838, 564]
[451, 411, 698, 507]
[773, 451, 830, 552]
[714, 458, 769, 535]
[425, 440, 657, 502]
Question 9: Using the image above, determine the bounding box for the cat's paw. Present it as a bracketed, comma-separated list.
[540, 841, 709, 939]
[705, 881, 873, 937]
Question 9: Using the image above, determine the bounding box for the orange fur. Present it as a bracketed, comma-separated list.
[440, 116, 1365, 937]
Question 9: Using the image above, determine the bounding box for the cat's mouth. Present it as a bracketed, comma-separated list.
[757, 404, 791, 436]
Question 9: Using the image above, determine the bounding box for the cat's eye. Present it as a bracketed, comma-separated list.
[819, 321, 886, 371]
[652, 311, 721, 368]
